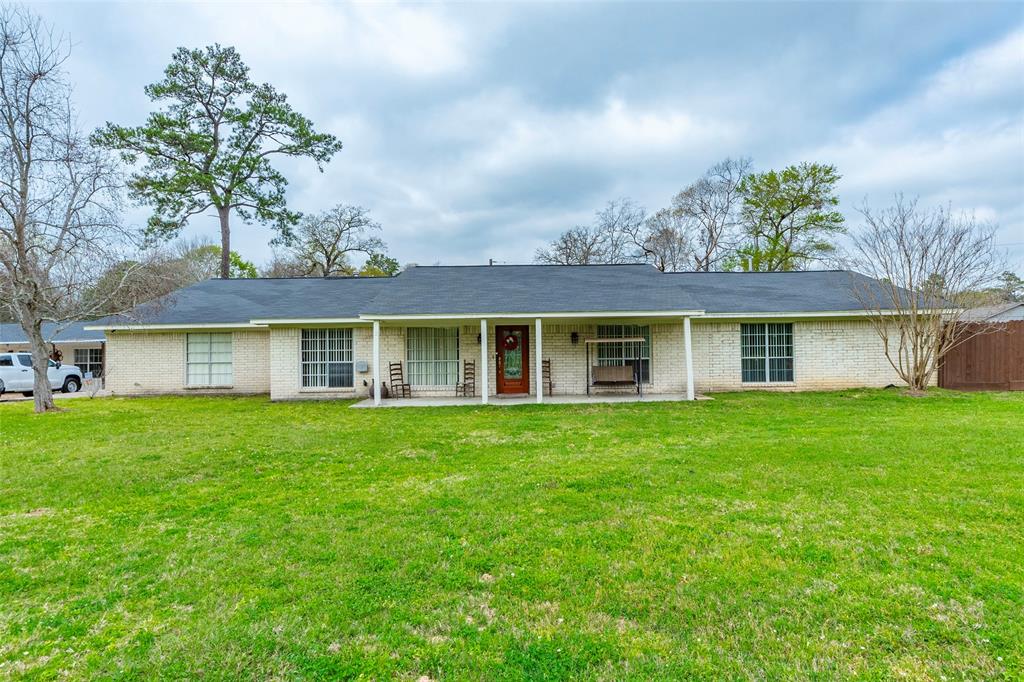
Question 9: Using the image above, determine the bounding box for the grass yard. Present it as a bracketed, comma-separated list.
[1, 390, 1022, 680]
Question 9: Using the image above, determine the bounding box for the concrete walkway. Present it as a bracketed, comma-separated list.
[351, 393, 708, 408]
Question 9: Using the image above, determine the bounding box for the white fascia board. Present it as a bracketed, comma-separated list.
[1, 339, 105, 345]
[84, 322, 264, 331]
[696, 309, 948, 320]
[248, 318, 367, 326]
[359, 310, 706, 321]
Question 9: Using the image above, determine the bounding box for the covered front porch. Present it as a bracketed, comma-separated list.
[365, 314, 699, 407]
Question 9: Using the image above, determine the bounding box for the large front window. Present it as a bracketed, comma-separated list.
[406, 327, 460, 386]
[301, 328, 354, 388]
[596, 324, 651, 383]
[74, 348, 104, 378]
[186, 333, 233, 386]
[741, 323, 794, 382]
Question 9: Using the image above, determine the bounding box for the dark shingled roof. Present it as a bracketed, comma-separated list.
[105, 276, 392, 325]
[666, 270, 890, 314]
[0, 321, 105, 344]
[92, 266, 899, 327]
[361, 264, 702, 315]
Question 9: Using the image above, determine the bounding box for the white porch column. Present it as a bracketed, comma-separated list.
[372, 320, 381, 406]
[683, 316, 695, 401]
[535, 317, 543, 403]
[480, 319, 489, 404]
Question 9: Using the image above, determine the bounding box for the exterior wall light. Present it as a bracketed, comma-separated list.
[570, 332, 579, 345]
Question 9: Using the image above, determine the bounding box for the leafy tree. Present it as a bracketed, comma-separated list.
[737, 162, 845, 271]
[359, 253, 400, 277]
[995, 271, 1023, 302]
[94, 44, 342, 279]
[83, 240, 257, 313]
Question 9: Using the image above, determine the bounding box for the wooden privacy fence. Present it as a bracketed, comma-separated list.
[939, 321, 1024, 391]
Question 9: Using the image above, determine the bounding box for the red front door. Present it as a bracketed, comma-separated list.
[496, 326, 529, 394]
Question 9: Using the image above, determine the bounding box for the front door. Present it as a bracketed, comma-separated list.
[496, 326, 529, 394]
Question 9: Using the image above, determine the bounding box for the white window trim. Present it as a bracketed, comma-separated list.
[299, 328, 355, 392]
[185, 332, 234, 388]
[740, 322, 795, 384]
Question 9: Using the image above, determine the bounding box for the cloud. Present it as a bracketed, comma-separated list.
[799, 28, 1024, 262]
[36, 2, 1024, 269]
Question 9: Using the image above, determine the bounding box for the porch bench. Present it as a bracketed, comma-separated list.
[591, 365, 640, 394]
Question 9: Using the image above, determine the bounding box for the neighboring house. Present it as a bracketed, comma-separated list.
[87, 264, 916, 403]
[0, 321, 107, 380]
[959, 302, 1024, 322]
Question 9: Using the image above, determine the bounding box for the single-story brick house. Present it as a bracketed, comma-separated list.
[88, 264, 913, 404]
[0, 321, 107, 380]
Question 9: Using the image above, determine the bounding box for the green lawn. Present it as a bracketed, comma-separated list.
[1, 391, 1022, 680]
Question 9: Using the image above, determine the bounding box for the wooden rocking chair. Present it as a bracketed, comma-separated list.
[389, 362, 411, 398]
[542, 359, 553, 396]
[455, 360, 476, 397]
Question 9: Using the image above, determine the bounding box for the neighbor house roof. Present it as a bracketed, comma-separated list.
[960, 301, 1024, 322]
[90, 265, 905, 328]
[0, 321, 106, 345]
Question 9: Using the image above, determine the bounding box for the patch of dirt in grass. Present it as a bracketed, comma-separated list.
[6, 507, 52, 519]
[455, 429, 546, 446]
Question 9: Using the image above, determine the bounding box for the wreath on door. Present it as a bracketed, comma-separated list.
[502, 334, 519, 351]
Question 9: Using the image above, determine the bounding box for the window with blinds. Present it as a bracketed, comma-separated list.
[741, 323, 794, 382]
[596, 324, 651, 382]
[406, 327, 460, 386]
[301, 328, 354, 388]
[186, 333, 233, 386]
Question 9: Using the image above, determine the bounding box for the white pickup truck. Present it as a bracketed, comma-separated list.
[0, 352, 83, 397]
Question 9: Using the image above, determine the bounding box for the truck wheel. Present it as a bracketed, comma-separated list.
[0, 379, 5, 396]
[63, 377, 82, 393]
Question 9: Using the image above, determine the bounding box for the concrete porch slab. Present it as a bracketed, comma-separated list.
[351, 393, 710, 408]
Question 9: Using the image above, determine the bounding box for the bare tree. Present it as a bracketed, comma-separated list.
[671, 157, 750, 271]
[0, 7, 146, 412]
[594, 198, 648, 264]
[640, 208, 690, 272]
[847, 196, 1005, 394]
[286, 204, 386, 276]
[536, 198, 648, 266]
[535, 225, 606, 264]
[260, 250, 308, 277]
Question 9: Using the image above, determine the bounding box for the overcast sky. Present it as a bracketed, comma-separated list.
[39, 1, 1024, 269]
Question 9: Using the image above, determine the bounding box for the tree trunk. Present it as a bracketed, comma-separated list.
[218, 205, 231, 279]
[20, 315, 57, 413]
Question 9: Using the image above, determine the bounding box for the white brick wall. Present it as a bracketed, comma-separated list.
[105, 317, 917, 399]
[692, 319, 913, 392]
[105, 330, 270, 395]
